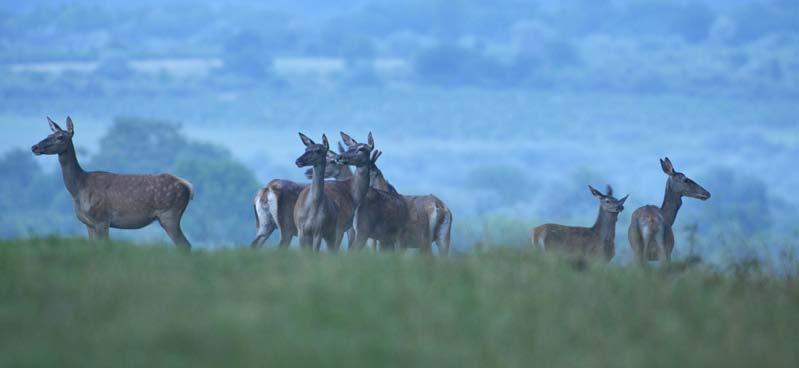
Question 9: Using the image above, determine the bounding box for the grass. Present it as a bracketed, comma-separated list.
[1, 238, 798, 367]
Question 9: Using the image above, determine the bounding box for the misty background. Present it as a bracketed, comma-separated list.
[1, 0, 797, 263]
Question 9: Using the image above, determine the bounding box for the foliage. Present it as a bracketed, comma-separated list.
[0, 238, 797, 367]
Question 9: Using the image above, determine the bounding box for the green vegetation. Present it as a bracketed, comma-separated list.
[1, 238, 797, 367]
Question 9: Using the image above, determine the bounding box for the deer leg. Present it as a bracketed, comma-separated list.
[379, 237, 397, 252]
[297, 234, 310, 251]
[251, 216, 277, 249]
[655, 230, 669, 265]
[664, 228, 675, 262]
[435, 211, 452, 256]
[96, 224, 110, 240]
[628, 224, 646, 266]
[346, 229, 356, 249]
[312, 234, 323, 253]
[158, 215, 191, 251]
[87, 223, 109, 241]
[329, 230, 346, 253]
[350, 231, 369, 252]
[86, 225, 97, 240]
[277, 222, 294, 248]
[435, 237, 450, 256]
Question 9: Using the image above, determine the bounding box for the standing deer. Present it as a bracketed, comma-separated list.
[31, 117, 193, 249]
[364, 150, 452, 255]
[370, 151, 452, 255]
[628, 157, 710, 265]
[336, 132, 409, 251]
[292, 133, 352, 252]
[251, 148, 352, 248]
[531, 185, 627, 262]
[339, 132, 453, 254]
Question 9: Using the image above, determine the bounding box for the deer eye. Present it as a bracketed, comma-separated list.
[56, 136, 65, 141]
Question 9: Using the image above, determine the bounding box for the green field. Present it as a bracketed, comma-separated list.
[1, 238, 797, 367]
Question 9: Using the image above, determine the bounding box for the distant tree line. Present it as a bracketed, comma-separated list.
[1, 0, 797, 96]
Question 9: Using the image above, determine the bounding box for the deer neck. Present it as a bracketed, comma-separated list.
[58, 141, 86, 197]
[369, 167, 390, 192]
[591, 207, 618, 244]
[352, 164, 371, 206]
[309, 160, 327, 206]
[336, 165, 353, 180]
[660, 182, 683, 227]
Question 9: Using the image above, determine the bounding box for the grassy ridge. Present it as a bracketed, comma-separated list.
[1, 238, 797, 367]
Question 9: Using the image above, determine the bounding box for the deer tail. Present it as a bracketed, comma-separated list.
[172, 175, 194, 200]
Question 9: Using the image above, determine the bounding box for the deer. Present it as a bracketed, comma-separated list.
[251, 148, 352, 248]
[292, 133, 353, 252]
[531, 185, 627, 262]
[336, 132, 410, 252]
[628, 157, 710, 265]
[338, 132, 453, 255]
[31, 117, 193, 249]
[364, 150, 452, 255]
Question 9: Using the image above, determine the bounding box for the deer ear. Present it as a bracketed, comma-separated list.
[367, 132, 374, 150]
[299, 132, 315, 147]
[660, 157, 675, 176]
[371, 150, 382, 164]
[605, 185, 613, 197]
[338, 141, 346, 154]
[618, 195, 629, 204]
[340, 132, 358, 148]
[589, 185, 604, 198]
[321, 134, 330, 150]
[65, 116, 74, 137]
[47, 117, 62, 132]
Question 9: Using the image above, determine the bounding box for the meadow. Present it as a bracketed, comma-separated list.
[1, 237, 797, 367]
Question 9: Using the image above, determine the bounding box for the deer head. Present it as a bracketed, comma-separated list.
[336, 131, 374, 167]
[304, 149, 344, 179]
[660, 157, 711, 200]
[31, 116, 75, 156]
[295, 133, 330, 168]
[589, 185, 628, 213]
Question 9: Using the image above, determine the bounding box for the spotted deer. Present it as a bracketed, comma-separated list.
[31, 117, 193, 249]
[628, 158, 710, 265]
[292, 133, 353, 252]
[251, 148, 352, 248]
[531, 185, 627, 262]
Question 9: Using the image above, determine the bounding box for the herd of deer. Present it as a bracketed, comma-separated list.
[31, 117, 710, 265]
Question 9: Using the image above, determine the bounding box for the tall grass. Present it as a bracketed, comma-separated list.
[1, 237, 797, 367]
